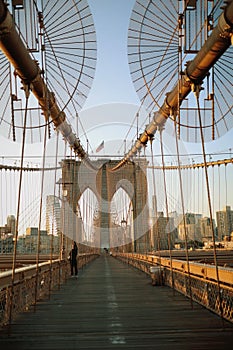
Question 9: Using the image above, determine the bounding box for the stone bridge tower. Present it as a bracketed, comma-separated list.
[60, 158, 149, 252]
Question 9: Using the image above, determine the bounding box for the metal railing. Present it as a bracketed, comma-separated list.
[114, 253, 233, 323]
[0, 253, 99, 326]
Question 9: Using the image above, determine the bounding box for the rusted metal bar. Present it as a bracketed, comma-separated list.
[148, 157, 233, 170]
[115, 252, 233, 286]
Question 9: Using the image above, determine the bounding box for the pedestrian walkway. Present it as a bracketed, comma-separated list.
[0, 255, 233, 349]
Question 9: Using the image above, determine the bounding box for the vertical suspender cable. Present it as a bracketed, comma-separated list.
[212, 163, 215, 231]
[85, 190, 88, 244]
[56, 132, 63, 288]
[194, 86, 224, 322]
[75, 154, 79, 244]
[49, 131, 59, 295]
[59, 139, 67, 268]
[40, 0, 53, 286]
[149, 138, 162, 280]
[192, 166, 195, 213]
[9, 87, 29, 326]
[63, 141, 69, 258]
[197, 167, 200, 216]
[72, 154, 76, 243]
[3, 169, 7, 221]
[159, 128, 174, 290]
[34, 8, 51, 304]
[0, 168, 2, 225]
[34, 110, 48, 309]
[202, 166, 204, 215]
[133, 161, 137, 253]
[218, 165, 220, 216]
[173, 119, 193, 308]
[87, 187, 90, 244]
[224, 164, 227, 206]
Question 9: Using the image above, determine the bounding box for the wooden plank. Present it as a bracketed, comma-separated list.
[0, 255, 233, 349]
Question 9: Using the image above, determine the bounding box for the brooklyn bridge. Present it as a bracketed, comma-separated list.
[0, 0, 233, 349]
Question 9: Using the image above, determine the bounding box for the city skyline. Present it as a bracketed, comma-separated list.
[0, 0, 232, 234]
[1, 201, 233, 243]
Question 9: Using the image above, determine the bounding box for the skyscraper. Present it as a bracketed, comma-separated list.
[216, 206, 233, 240]
[7, 215, 16, 235]
[46, 195, 61, 235]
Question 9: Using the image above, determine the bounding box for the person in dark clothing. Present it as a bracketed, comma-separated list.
[69, 241, 78, 276]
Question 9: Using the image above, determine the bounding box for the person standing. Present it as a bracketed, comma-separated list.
[69, 241, 78, 277]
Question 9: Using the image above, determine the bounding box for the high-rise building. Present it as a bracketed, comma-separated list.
[216, 206, 233, 240]
[7, 215, 16, 235]
[152, 194, 157, 216]
[24, 227, 60, 253]
[178, 213, 202, 242]
[151, 211, 176, 250]
[46, 195, 61, 235]
[199, 217, 216, 241]
[169, 211, 183, 230]
[26, 227, 47, 236]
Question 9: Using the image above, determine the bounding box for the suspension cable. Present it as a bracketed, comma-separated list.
[59, 139, 67, 262]
[9, 85, 30, 326]
[194, 84, 224, 321]
[34, 105, 49, 310]
[224, 164, 228, 206]
[149, 138, 162, 278]
[212, 162, 215, 226]
[159, 128, 174, 290]
[49, 130, 60, 295]
[173, 117, 193, 308]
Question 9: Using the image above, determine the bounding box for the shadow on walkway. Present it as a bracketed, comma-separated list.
[1, 255, 233, 349]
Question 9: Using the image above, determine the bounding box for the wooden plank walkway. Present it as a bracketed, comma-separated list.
[0, 255, 233, 349]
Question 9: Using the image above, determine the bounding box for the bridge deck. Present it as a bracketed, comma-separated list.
[1, 255, 233, 349]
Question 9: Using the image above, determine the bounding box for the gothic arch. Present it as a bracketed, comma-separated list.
[61, 158, 149, 251]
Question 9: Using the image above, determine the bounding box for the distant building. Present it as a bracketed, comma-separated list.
[46, 195, 61, 235]
[0, 225, 13, 253]
[26, 227, 47, 236]
[7, 215, 16, 236]
[178, 213, 202, 242]
[0, 214, 61, 254]
[169, 211, 183, 230]
[23, 227, 60, 253]
[152, 194, 157, 216]
[0, 226, 10, 238]
[216, 206, 233, 240]
[199, 217, 216, 241]
[151, 212, 176, 250]
[0, 215, 16, 253]
[60, 201, 81, 242]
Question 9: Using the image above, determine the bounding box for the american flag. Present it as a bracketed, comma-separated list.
[96, 141, 104, 153]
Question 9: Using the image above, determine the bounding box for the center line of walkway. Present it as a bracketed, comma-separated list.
[105, 257, 126, 345]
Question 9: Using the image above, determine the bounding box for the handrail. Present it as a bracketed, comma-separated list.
[0, 253, 99, 326]
[114, 252, 233, 322]
[115, 252, 233, 287]
[0, 253, 99, 289]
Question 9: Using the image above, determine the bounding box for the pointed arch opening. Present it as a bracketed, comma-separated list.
[78, 188, 100, 247]
[110, 187, 134, 251]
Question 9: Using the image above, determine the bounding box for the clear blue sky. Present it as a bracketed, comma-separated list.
[86, 0, 138, 107]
